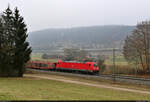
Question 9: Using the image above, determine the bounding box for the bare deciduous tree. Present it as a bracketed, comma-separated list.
[123, 21, 150, 73]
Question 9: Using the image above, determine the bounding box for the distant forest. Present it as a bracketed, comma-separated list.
[28, 25, 135, 52]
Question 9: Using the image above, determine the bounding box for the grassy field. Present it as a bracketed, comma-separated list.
[105, 55, 128, 65]
[0, 77, 150, 100]
[31, 53, 58, 62]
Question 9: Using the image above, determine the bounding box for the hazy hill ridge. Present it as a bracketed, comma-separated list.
[28, 25, 135, 50]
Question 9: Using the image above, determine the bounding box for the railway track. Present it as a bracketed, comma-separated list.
[26, 68, 150, 86]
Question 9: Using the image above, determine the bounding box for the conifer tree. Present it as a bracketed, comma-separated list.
[13, 7, 32, 77]
[0, 6, 31, 77]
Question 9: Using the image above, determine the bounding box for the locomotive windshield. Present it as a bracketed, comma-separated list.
[93, 64, 97, 67]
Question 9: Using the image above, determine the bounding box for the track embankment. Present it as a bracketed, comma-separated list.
[26, 68, 150, 86]
[25, 74, 150, 95]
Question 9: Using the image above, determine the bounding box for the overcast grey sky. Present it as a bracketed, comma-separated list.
[0, 0, 150, 32]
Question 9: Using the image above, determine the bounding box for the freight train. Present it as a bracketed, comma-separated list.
[26, 60, 99, 74]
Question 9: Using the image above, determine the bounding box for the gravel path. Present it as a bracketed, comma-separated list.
[25, 74, 150, 95]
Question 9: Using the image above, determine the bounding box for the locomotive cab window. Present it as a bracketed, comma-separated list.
[93, 64, 97, 67]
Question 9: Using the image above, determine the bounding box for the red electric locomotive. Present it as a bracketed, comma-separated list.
[26, 60, 99, 74]
[55, 60, 99, 73]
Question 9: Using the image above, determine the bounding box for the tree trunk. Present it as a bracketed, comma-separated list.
[18, 69, 23, 77]
[18, 65, 24, 77]
[139, 55, 145, 71]
[143, 31, 149, 73]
